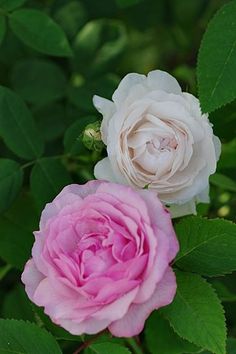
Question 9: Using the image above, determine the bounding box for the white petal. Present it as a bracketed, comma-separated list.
[213, 135, 221, 161]
[169, 199, 197, 218]
[94, 157, 117, 182]
[93, 95, 115, 144]
[147, 70, 182, 94]
[112, 73, 146, 106]
[196, 186, 210, 203]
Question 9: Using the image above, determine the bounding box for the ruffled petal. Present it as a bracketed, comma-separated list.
[93, 95, 115, 144]
[94, 157, 117, 182]
[169, 199, 197, 218]
[21, 259, 44, 301]
[147, 70, 182, 94]
[108, 267, 176, 337]
[112, 73, 146, 106]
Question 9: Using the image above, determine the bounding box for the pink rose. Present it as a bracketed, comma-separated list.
[22, 181, 179, 337]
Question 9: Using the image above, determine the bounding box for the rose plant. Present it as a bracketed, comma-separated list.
[0, 1, 236, 354]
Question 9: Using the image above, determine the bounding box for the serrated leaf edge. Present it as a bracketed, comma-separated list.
[161, 274, 227, 354]
[197, 1, 236, 113]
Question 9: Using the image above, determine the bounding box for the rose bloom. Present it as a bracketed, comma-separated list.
[93, 70, 221, 217]
[22, 181, 179, 337]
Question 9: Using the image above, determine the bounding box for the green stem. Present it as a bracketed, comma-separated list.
[21, 160, 36, 170]
[126, 337, 144, 354]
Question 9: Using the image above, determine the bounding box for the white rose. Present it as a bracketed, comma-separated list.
[93, 70, 221, 217]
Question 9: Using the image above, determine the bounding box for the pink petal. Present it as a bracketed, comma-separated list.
[40, 181, 102, 229]
[58, 316, 111, 336]
[108, 267, 176, 337]
[134, 228, 170, 303]
[138, 189, 179, 261]
[93, 286, 139, 321]
[21, 259, 44, 301]
[96, 182, 151, 223]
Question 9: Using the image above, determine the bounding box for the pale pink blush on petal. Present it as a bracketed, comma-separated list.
[138, 189, 179, 261]
[108, 267, 176, 337]
[57, 317, 111, 336]
[21, 259, 44, 301]
[92, 286, 139, 322]
[134, 228, 170, 303]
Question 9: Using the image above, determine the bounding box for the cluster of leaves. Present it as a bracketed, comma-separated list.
[0, 0, 236, 353]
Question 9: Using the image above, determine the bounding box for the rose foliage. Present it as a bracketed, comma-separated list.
[0, 1, 236, 354]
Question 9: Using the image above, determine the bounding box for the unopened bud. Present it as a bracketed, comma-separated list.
[82, 121, 104, 152]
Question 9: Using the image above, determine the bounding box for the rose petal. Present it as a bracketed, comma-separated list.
[112, 73, 146, 106]
[147, 70, 182, 94]
[93, 95, 115, 144]
[21, 259, 44, 301]
[108, 267, 176, 337]
[168, 200, 197, 218]
[94, 158, 118, 182]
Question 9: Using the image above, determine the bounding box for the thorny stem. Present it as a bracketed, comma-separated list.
[73, 330, 107, 354]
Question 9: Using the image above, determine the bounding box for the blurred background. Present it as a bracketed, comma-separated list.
[0, 0, 236, 352]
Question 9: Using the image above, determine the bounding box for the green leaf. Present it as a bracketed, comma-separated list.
[0, 159, 23, 214]
[0, 0, 26, 11]
[210, 173, 236, 192]
[218, 139, 236, 170]
[0, 85, 44, 159]
[2, 285, 35, 322]
[53, 1, 87, 38]
[211, 280, 236, 303]
[197, 1, 236, 113]
[201, 338, 236, 354]
[73, 19, 127, 76]
[209, 100, 236, 142]
[0, 263, 11, 281]
[116, 0, 143, 8]
[161, 271, 226, 354]
[0, 15, 6, 45]
[0, 319, 62, 354]
[64, 116, 97, 155]
[175, 216, 236, 276]
[34, 103, 66, 142]
[171, 0, 206, 27]
[68, 74, 119, 112]
[30, 157, 72, 211]
[88, 342, 131, 354]
[11, 59, 67, 105]
[227, 338, 236, 354]
[145, 312, 199, 354]
[33, 306, 82, 342]
[0, 192, 37, 269]
[9, 9, 72, 57]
